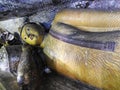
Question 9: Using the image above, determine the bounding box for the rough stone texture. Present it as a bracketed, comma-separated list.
[89, 0, 120, 9]
[39, 71, 100, 90]
[0, 0, 120, 21]
[1, 0, 120, 33]
[0, 0, 120, 90]
[0, 45, 100, 90]
[0, 70, 19, 90]
[0, 17, 25, 34]
[0, 0, 120, 33]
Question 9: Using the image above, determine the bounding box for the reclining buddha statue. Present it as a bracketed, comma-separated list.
[20, 9, 120, 90]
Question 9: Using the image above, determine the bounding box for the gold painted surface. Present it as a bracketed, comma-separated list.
[43, 35, 120, 90]
[20, 10, 120, 90]
[51, 23, 120, 53]
[53, 9, 120, 32]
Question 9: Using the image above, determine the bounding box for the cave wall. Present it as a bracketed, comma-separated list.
[0, 0, 120, 33]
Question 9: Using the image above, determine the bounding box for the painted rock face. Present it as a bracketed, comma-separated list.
[20, 9, 120, 90]
[43, 23, 120, 90]
[53, 9, 120, 32]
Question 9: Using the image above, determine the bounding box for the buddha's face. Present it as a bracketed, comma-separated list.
[21, 23, 45, 46]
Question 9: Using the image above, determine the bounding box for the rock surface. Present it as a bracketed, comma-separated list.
[0, 70, 19, 90]
[0, 0, 120, 90]
[0, 0, 120, 33]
